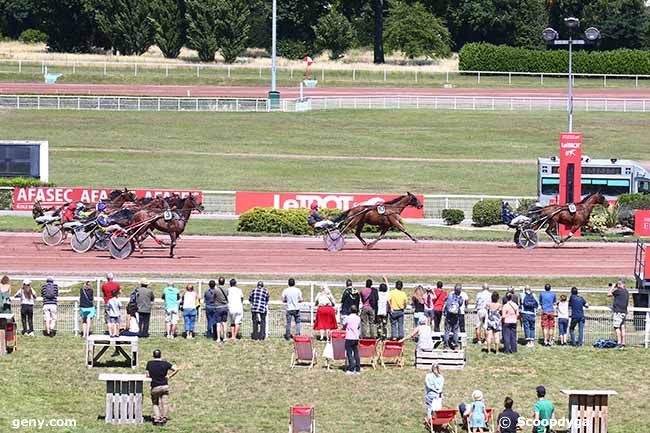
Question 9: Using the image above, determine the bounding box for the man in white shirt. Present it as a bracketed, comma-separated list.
[281, 278, 303, 340]
[227, 279, 244, 342]
[474, 284, 492, 344]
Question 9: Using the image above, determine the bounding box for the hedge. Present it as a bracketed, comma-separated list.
[459, 42, 650, 75]
[19, 29, 48, 44]
[472, 199, 502, 226]
[442, 209, 464, 225]
[0, 177, 53, 210]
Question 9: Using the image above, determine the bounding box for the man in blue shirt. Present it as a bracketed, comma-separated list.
[539, 284, 556, 346]
[568, 287, 589, 347]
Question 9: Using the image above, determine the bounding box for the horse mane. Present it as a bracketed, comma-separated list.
[384, 194, 407, 205]
[578, 192, 597, 204]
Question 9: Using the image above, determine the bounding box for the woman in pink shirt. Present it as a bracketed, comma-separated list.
[343, 304, 361, 375]
[501, 292, 520, 354]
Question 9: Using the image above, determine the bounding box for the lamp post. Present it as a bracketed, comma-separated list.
[268, 0, 280, 109]
[542, 18, 600, 132]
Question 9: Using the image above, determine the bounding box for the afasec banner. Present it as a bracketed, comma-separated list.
[13, 187, 202, 211]
[635, 210, 650, 236]
[235, 192, 425, 218]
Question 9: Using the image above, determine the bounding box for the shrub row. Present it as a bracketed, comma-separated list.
[0, 177, 53, 187]
[441, 209, 464, 225]
[459, 43, 650, 75]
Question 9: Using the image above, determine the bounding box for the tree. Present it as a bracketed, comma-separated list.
[385, 1, 451, 59]
[94, 0, 154, 55]
[215, 0, 251, 64]
[0, 0, 47, 39]
[277, 0, 329, 54]
[41, 0, 108, 53]
[149, 0, 186, 59]
[584, 0, 647, 50]
[372, 0, 385, 63]
[314, 11, 355, 59]
[185, 0, 220, 61]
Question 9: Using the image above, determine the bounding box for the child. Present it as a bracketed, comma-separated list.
[343, 304, 361, 375]
[557, 294, 569, 346]
[465, 390, 488, 432]
[107, 289, 121, 337]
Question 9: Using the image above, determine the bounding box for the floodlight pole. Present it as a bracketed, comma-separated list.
[271, 0, 277, 92]
[567, 33, 573, 132]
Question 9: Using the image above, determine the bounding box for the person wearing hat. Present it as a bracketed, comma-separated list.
[136, 278, 154, 337]
[399, 315, 434, 352]
[15, 279, 36, 336]
[533, 385, 555, 433]
[424, 363, 444, 419]
[463, 390, 488, 432]
[307, 202, 335, 229]
[248, 281, 270, 340]
[41, 277, 59, 337]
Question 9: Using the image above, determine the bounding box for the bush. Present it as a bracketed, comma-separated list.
[313, 11, 354, 60]
[459, 42, 650, 75]
[0, 190, 12, 210]
[617, 192, 650, 206]
[0, 177, 53, 187]
[442, 209, 464, 225]
[277, 39, 309, 60]
[19, 29, 48, 44]
[472, 199, 502, 226]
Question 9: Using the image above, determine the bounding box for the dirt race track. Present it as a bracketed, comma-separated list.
[0, 232, 634, 277]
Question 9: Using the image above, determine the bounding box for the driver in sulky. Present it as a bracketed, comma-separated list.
[308, 202, 335, 229]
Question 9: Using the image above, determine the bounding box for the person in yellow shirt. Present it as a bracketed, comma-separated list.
[386, 280, 408, 339]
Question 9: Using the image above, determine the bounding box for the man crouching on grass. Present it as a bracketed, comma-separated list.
[146, 349, 179, 426]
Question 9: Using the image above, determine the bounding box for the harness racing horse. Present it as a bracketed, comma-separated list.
[335, 192, 423, 248]
[535, 192, 607, 245]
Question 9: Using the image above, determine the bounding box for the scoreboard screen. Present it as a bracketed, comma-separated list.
[0, 141, 49, 181]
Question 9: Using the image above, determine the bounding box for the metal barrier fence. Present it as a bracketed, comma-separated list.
[2, 58, 650, 87]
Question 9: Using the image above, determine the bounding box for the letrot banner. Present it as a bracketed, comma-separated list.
[235, 191, 426, 218]
[12, 187, 202, 211]
[559, 132, 583, 236]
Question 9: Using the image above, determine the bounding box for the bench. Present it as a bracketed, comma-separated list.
[86, 335, 138, 369]
[416, 348, 466, 370]
[99, 373, 151, 424]
[560, 389, 618, 433]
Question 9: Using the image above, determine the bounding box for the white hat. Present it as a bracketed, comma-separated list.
[23, 279, 31, 285]
[472, 390, 484, 401]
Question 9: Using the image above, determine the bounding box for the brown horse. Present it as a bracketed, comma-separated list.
[535, 192, 607, 244]
[336, 192, 423, 247]
[131, 194, 203, 257]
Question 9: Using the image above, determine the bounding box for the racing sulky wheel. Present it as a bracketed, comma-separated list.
[517, 228, 538, 250]
[41, 224, 65, 246]
[94, 231, 110, 251]
[323, 229, 345, 252]
[109, 235, 134, 259]
[71, 229, 96, 253]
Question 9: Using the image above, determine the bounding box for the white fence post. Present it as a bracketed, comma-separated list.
[197, 65, 200, 78]
[134, 64, 137, 76]
[103, 62, 107, 76]
[73, 301, 79, 336]
[353, 68, 356, 81]
[322, 68, 325, 81]
[165, 65, 169, 78]
[18, 60, 22, 73]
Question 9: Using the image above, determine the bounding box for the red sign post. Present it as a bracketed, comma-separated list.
[559, 132, 582, 236]
[635, 210, 650, 236]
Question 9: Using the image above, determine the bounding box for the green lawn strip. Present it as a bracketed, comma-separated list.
[0, 337, 647, 433]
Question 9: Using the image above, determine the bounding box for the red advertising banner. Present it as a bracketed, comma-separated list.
[559, 132, 583, 236]
[635, 210, 650, 236]
[235, 191, 425, 218]
[12, 187, 203, 211]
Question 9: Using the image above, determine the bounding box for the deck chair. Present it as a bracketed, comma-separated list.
[425, 409, 457, 433]
[358, 339, 378, 369]
[379, 340, 404, 368]
[289, 406, 315, 433]
[290, 336, 317, 369]
[327, 331, 347, 370]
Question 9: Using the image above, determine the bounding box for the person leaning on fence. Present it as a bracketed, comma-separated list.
[204, 280, 218, 339]
[608, 280, 629, 349]
[313, 284, 337, 341]
[15, 279, 36, 336]
[101, 273, 120, 324]
[282, 278, 303, 341]
[107, 289, 122, 338]
[359, 279, 378, 339]
[227, 279, 244, 341]
[387, 279, 408, 340]
[249, 281, 269, 340]
[474, 284, 492, 345]
[41, 277, 59, 337]
[213, 277, 230, 343]
[145, 349, 179, 426]
[520, 286, 539, 347]
[376, 279, 390, 340]
[180, 284, 198, 339]
[162, 281, 180, 339]
[136, 278, 154, 338]
[557, 294, 570, 346]
[539, 283, 557, 347]
[424, 363, 444, 419]
[79, 280, 96, 339]
[568, 286, 589, 347]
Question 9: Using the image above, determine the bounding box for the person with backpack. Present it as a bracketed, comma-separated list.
[443, 284, 464, 349]
[520, 286, 539, 347]
[568, 286, 589, 347]
[126, 286, 139, 332]
[136, 278, 154, 338]
[79, 281, 96, 339]
[41, 277, 59, 337]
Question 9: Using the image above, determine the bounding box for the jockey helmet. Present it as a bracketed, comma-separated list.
[76, 202, 85, 210]
[67, 203, 76, 210]
[310, 202, 319, 210]
[97, 215, 109, 227]
[96, 202, 106, 212]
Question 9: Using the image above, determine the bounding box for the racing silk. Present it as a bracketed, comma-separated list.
[308, 209, 324, 227]
[61, 208, 77, 223]
[501, 203, 517, 225]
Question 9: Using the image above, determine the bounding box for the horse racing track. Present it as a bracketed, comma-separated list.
[0, 232, 635, 277]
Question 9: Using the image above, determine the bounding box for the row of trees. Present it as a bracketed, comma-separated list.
[0, 0, 649, 63]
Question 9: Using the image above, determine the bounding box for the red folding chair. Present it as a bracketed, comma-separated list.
[290, 336, 317, 369]
[327, 331, 347, 370]
[289, 406, 315, 433]
[425, 409, 457, 433]
[358, 339, 378, 369]
[379, 340, 404, 368]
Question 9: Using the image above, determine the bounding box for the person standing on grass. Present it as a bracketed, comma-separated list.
[387, 279, 408, 340]
[204, 280, 218, 339]
[501, 292, 519, 354]
[376, 279, 390, 340]
[474, 284, 492, 345]
[227, 279, 244, 341]
[163, 281, 180, 339]
[359, 279, 378, 339]
[249, 281, 270, 340]
[485, 291, 502, 353]
[424, 285, 435, 324]
[180, 284, 198, 339]
[107, 289, 121, 338]
[533, 385, 555, 433]
[520, 286, 539, 347]
[282, 278, 303, 340]
[432, 281, 447, 333]
[539, 283, 557, 346]
[146, 349, 179, 427]
[313, 284, 337, 341]
[608, 280, 629, 349]
[343, 304, 361, 375]
[15, 279, 36, 336]
[464, 390, 488, 433]
[569, 286, 589, 347]
[556, 294, 570, 346]
[424, 363, 444, 419]
[213, 277, 229, 343]
[101, 273, 120, 324]
[340, 279, 360, 323]
[79, 280, 96, 339]
[41, 277, 59, 337]
[496, 397, 520, 433]
[136, 278, 154, 338]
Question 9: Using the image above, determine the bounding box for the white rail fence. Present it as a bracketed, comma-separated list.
[2, 58, 650, 87]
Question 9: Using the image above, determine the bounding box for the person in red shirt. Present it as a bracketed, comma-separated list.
[60, 203, 77, 223]
[432, 281, 447, 333]
[101, 272, 121, 323]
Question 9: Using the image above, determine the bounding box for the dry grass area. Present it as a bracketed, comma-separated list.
[0, 41, 459, 71]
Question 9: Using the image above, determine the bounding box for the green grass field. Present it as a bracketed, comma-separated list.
[0, 336, 647, 433]
[2, 110, 649, 196]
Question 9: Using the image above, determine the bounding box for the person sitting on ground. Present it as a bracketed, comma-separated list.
[145, 349, 179, 426]
[399, 316, 434, 352]
[307, 202, 335, 229]
[120, 311, 140, 337]
[424, 363, 444, 419]
[497, 397, 520, 433]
